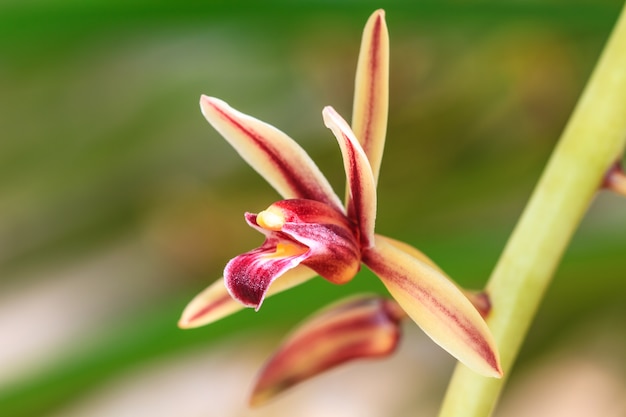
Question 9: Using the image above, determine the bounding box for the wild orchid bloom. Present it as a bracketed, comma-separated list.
[179, 8, 502, 391]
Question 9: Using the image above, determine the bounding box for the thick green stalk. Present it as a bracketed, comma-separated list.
[438, 4, 626, 417]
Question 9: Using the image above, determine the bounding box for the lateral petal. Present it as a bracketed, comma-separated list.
[352, 9, 389, 183]
[322, 106, 377, 248]
[363, 235, 502, 378]
[178, 265, 317, 329]
[200, 96, 343, 211]
[250, 295, 405, 406]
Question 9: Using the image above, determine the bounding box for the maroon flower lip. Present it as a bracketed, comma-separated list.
[179, 8, 502, 405]
[224, 199, 361, 309]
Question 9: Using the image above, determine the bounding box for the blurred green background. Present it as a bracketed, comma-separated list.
[1, 1, 625, 416]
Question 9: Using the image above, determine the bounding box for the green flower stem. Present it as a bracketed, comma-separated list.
[438, 3, 626, 417]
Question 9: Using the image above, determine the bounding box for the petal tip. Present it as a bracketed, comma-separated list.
[177, 310, 204, 330]
[466, 340, 503, 379]
[199, 95, 222, 115]
[177, 301, 211, 329]
[483, 361, 504, 379]
[177, 316, 193, 330]
[321, 105, 337, 125]
[177, 279, 249, 328]
[199, 94, 211, 106]
[199, 95, 213, 117]
[322, 106, 351, 139]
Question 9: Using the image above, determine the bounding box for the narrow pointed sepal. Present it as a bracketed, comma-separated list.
[363, 235, 502, 378]
[178, 265, 317, 328]
[199, 96, 343, 211]
[352, 9, 389, 183]
[323, 106, 377, 248]
[250, 295, 406, 406]
[377, 235, 493, 318]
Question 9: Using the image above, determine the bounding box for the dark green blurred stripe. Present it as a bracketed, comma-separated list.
[0, 1, 622, 37]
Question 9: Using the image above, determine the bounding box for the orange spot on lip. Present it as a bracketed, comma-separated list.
[261, 242, 308, 260]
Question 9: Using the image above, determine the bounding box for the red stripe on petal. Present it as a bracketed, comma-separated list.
[178, 279, 243, 329]
[200, 96, 343, 211]
[323, 107, 377, 248]
[352, 9, 389, 183]
[179, 266, 319, 329]
[185, 292, 231, 323]
[363, 236, 502, 377]
[363, 13, 382, 146]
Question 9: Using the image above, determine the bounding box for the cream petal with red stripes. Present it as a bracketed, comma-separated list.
[363, 235, 502, 378]
[351, 9, 389, 183]
[323, 106, 377, 248]
[178, 265, 317, 329]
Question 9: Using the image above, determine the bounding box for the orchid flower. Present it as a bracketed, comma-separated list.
[179, 8, 502, 391]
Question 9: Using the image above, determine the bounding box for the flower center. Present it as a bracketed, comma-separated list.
[257, 207, 285, 230]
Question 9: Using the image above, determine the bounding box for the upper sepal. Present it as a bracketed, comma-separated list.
[352, 9, 389, 183]
[363, 235, 503, 378]
[250, 295, 406, 406]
